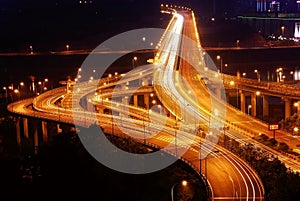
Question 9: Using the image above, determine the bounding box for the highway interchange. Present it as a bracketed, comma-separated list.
[7, 5, 300, 201]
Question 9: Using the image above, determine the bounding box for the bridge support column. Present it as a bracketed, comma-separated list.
[142, 78, 148, 86]
[240, 92, 245, 113]
[23, 118, 29, 139]
[122, 96, 129, 105]
[16, 117, 21, 145]
[57, 124, 62, 134]
[120, 83, 127, 90]
[42, 121, 48, 142]
[251, 93, 257, 117]
[226, 92, 230, 104]
[33, 122, 39, 155]
[294, 101, 300, 114]
[144, 94, 149, 109]
[133, 95, 138, 107]
[263, 95, 269, 117]
[95, 106, 104, 113]
[284, 98, 291, 119]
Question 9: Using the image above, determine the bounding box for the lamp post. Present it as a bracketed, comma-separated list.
[66, 44, 69, 51]
[174, 119, 178, 157]
[132, 56, 138, 69]
[29, 45, 33, 54]
[254, 69, 260, 82]
[248, 105, 252, 115]
[14, 89, 20, 101]
[216, 55, 223, 74]
[171, 180, 187, 201]
[3, 87, 7, 102]
[281, 26, 285, 37]
[142, 110, 149, 144]
[294, 102, 299, 114]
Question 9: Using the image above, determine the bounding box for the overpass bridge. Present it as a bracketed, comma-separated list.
[6, 4, 300, 201]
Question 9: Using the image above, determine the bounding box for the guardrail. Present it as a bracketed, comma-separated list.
[223, 74, 300, 99]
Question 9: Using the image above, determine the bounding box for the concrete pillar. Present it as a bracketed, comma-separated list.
[16, 117, 21, 145]
[57, 124, 62, 134]
[284, 98, 291, 119]
[263, 95, 269, 117]
[240, 92, 245, 113]
[251, 93, 257, 117]
[33, 122, 39, 155]
[122, 96, 129, 105]
[294, 101, 300, 114]
[133, 95, 138, 107]
[142, 77, 148, 86]
[144, 94, 149, 109]
[95, 106, 104, 113]
[23, 118, 29, 139]
[120, 83, 127, 90]
[42, 121, 48, 142]
[226, 92, 230, 104]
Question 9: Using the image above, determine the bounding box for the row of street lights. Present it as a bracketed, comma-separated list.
[2, 78, 50, 102]
[28, 44, 70, 54]
[216, 55, 295, 82]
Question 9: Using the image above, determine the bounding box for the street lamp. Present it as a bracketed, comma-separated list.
[3, 87, 8, 102]
[171, 180, 187, 201]
[229, 81, 239, 108]
[294, 102, 299, 113]
[254, 69, 260, 82]
[132, 56, 138, 69]
[29, 45, 33, 54]
[216, 55, 223, 74]
[281, 26, 285, 37]
[248, 105, 252, 115]
[14, 89, 20, 100]
[66, 44, 70, 51]
[142, 110, 149, 144]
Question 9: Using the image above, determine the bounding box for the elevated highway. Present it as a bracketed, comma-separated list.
[8, 5, 300, 201]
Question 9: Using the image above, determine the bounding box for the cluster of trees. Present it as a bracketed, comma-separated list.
[253, 134, 291, 153]
[280, 113, 300, 134]
[221, 134, 300, 201]
[0, 118, 208, 201]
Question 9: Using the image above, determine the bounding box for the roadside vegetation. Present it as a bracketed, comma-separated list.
[0, 110, 207, 201]
[220, 134, 300, 201]
[279, 113, 300, 135]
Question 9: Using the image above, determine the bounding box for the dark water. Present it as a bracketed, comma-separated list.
[1, 47, 300, 91]
[0, 54, 85, 88]
[207, 47, 300, 81]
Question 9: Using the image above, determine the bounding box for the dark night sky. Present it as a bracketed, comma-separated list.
[0, 0, 237, 51]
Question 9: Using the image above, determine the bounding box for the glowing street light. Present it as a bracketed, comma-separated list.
[216, 55, 223, 74]
[248, 105, 252, 115]
[281, 26, 285, 37]
[132, 56, 138, 69]
[66, 44, 70, 51]
[3, 86, 8, 102]
[171, 180, 187, 201]
[254, 69, 260, 82]
[29, 45, 33, 54]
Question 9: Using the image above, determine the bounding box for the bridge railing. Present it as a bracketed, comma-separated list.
[223, 74, 300, 98]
